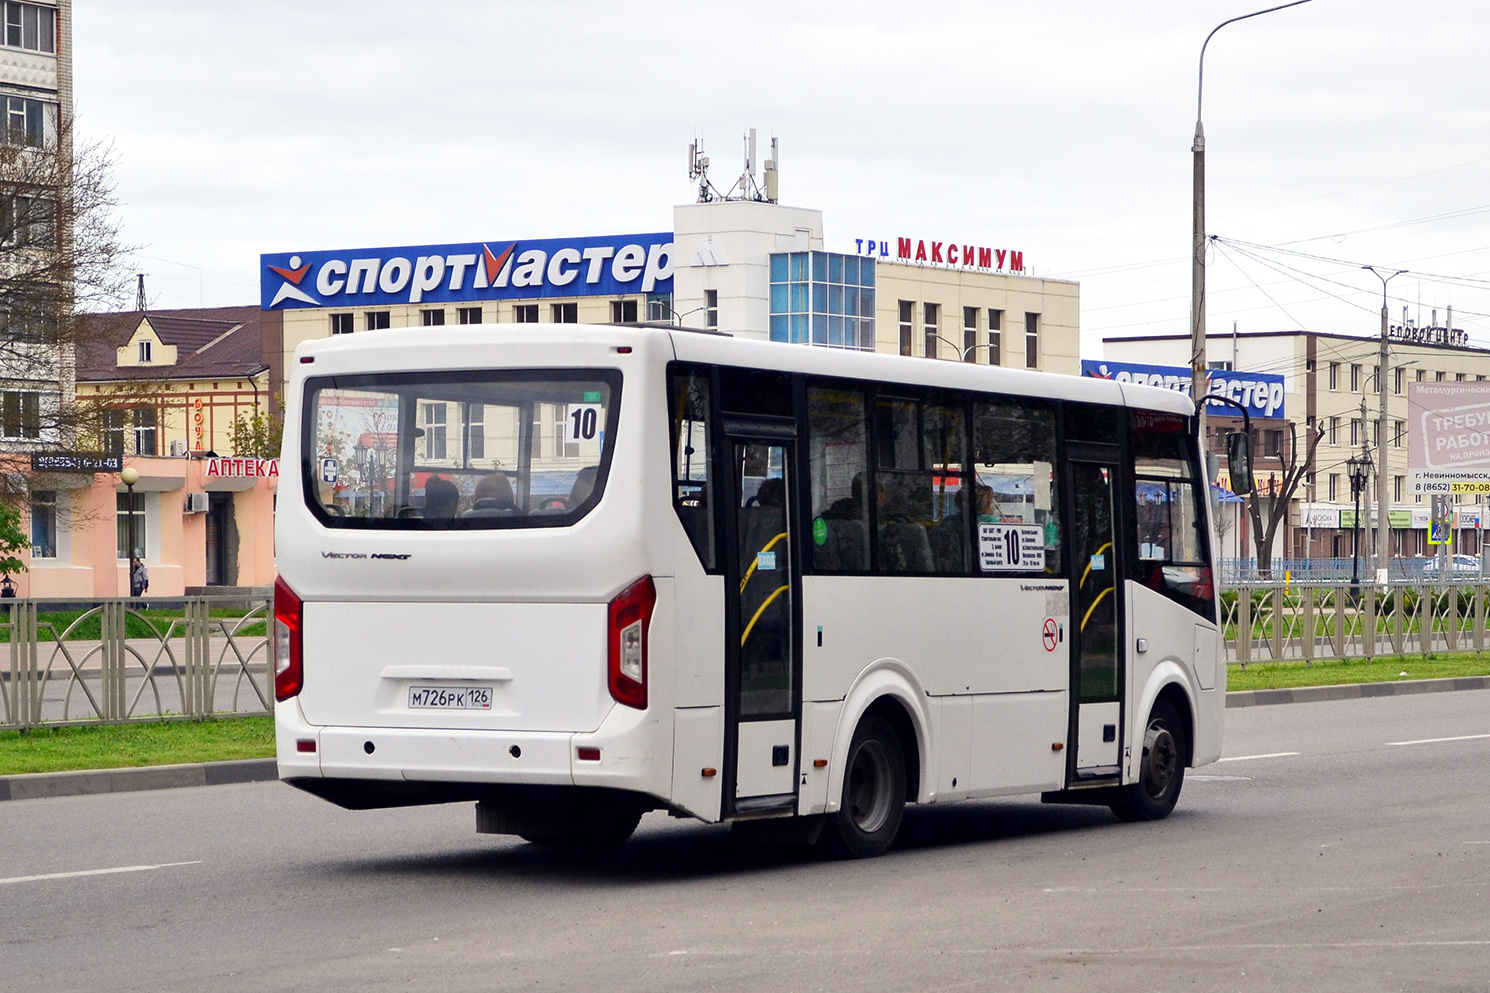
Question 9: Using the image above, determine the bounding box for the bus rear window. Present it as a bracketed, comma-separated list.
[301, 369, 619, 530]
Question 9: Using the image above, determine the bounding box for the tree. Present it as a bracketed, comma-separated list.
[0, 499, 28, 574]
[231, 392, 285, 458]
[0, 120, 133, 453]
[1247, 421, 1326, 579]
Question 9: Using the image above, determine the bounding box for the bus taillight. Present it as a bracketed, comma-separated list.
[608, 576, 656, 709]
[274, 576, 304, 701]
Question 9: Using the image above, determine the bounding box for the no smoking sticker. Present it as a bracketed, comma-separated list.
[1042, 618, 1059, 652]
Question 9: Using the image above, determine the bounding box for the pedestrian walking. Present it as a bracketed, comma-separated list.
[129, 554, 149, 599]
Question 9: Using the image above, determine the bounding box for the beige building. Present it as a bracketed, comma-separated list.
[1105, 325, 1490, 565]
[263, 199, 1081, 397]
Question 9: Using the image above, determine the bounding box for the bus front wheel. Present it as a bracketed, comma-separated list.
[1110, 700, 1186, 822]
[822, 714, 906, 859]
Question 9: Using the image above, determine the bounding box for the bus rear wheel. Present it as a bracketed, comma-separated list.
[1110, 700, 1186, 823]
[822, 714, 906, 859]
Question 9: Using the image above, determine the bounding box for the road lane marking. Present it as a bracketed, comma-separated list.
[1387, 733, 1490, 746]
[1217, 752, 1300, 762]
[0, 861, 201, 886]
[1189, 774, 1252, 781]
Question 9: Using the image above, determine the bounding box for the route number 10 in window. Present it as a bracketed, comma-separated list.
[568, 404, 601, 442]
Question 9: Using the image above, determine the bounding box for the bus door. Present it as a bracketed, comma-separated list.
[1066, 449, 1125, 781]
[721, 423, 801, 817]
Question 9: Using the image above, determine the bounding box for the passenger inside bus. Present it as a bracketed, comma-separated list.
[569, 465, 598, 507]
[423, 475, 460, 522]
[463, 472, 517, 517]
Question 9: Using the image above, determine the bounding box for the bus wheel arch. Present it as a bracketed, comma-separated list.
[1111, 685, 1191, 822]
[826, 664, 929, 815]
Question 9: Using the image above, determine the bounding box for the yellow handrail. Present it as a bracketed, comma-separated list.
[1080, 585, 1113, 633]
[739, 531, 789, 594]
[741, 584, 790, 647]
[1078, 541, 1113, 589]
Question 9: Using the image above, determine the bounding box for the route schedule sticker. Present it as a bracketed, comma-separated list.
[978, 523, 1045, 571]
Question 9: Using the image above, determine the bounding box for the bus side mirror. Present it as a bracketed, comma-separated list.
[1226, 432, 1254, 496]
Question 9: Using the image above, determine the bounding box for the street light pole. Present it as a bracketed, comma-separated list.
[120, 466, 139, 595]
[1347, 452, 1371, 596]
[1365, 266, 1406, 585]
[1192, 1, 1314, 459]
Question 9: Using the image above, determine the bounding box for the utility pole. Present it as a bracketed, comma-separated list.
[1365, 266, 1405, 584]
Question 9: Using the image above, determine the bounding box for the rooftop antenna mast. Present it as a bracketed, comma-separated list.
[136, 273, 147, 312]
[688, 130, 779, 204]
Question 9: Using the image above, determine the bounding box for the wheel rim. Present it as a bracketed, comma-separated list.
[1139, 721, 1178, 800]
[845, 739, 893, 834]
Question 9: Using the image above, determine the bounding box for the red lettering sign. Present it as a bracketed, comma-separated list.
[915, 240, 927, 262]
[885, 237, 1026, 273]
[946, 244, 958, 265]
[898, 237, 912, 260]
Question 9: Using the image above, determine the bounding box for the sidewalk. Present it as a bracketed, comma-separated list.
[3, 676, 1488, 802]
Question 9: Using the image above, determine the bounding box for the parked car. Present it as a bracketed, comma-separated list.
[1419, 554, 1484, 579]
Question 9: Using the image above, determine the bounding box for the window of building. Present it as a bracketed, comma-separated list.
[421, 308, 445, 326]
[898, 300, 913, 356]
[608, 300, 636, 324]
[2, 389, 38, 438]
[1373, 365, 1380, 389]
[137, 340, 151, 363]
[1328, 416, 1339, 446]
[987, 309, 1002, 365]
[1329, 473, 1340, 501]
[923, 303, 940, 359]
[1458, 373, 1467, 382]
[1328, 362, 1339, 390]
[116, 492, 146, 559]
[1263, 429, 1282, 457]
[1350, 418, 1361, 446]
[365, 311, 390, 330]
[422, 402, 447, 460]
[552, 302, 577, 323]
[1416, 368, 1425, 382]
[1395, 367, 1404, 394]
[514, 304, 539, 323]
[768, 251, 875, 350]
[2, 3, 55, 53]
[1350, 364, 1360, 391]
[133, 407, 156, 456]
[1394, 476, 1404, 502]
[646, 292, 672, 322]
[2, 95, 48, 148]
[103, 408, 125, 456]
[1371, 419, 1379, 446]
[705, 289, 718, 328]
[457, 306, 482, 325]
[330, 313, 354, 335]
[464, 403, 484, 459]
[1394, 419, 1405, 447]
[29, 488, 54, 558]
[549, 404, 580, 459]
[962, 307, 978, 362]
[1025, 312, 1040, 368]
[1436, 371, 1445, 382]
[0, 194, 55, 247]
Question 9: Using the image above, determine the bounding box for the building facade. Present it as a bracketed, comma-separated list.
[1104, 324, 1490, 566]
[261, 200, 1081, 400]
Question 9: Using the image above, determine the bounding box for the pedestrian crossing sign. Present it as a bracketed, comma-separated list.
[1428, 520, 1449, 545]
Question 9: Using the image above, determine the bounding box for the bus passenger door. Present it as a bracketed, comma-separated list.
[723, 435, 801, 817]
[1067, 457, 1124, 781]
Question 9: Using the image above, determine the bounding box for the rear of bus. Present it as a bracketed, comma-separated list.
[273, 324, 678, 843]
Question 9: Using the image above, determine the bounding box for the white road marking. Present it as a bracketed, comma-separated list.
[0, 861, 201, 886]
[1217, 751, 1300, 762]
[1189, 774, 1253, 781]
[1387, 733, 1490, 746]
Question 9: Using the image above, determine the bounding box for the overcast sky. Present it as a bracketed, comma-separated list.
[74, 0, 1490, 363]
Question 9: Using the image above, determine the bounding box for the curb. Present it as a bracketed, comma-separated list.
[1225, 674, 1490, 708]
[0, 758, 277, 802]
[4, 676, 1489, 802]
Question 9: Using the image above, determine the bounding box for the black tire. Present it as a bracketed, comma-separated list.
[821, 714, 906, 859]
[1110, 700, 1186, 822]
[518, 801, 642, 848]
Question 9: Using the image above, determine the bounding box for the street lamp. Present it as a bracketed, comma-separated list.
[1191, 1, 1314, 447]
[121, 465, 140, 593]
[926, 332, 991, 363]
[1346, 452, 1372, 594]
[1365, 265, 1406, 584]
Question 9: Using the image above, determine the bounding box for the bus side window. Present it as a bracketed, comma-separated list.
[806, 385, 870, 573]
[872, 396, 967, 575]
[670, 368, 716, 570]
[1131, 412, 1214, 620]
[972, 399, 1062, 577]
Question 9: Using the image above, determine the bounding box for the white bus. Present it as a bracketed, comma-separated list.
[274, 324, 1228, 857]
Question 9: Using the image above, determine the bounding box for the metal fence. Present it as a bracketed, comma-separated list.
[1219, 558, 1490, 584]
[1, 596, 272, 731]
[1222, 580, 1490, 665]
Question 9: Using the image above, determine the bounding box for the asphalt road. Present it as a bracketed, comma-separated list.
[3, 691, 1488, 993]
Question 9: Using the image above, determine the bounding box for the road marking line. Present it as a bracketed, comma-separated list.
[0, 861, 201, 886]
[1217, 752, 1300, 762]
[1387, 733, 1490, 746]
[1189, 774, 1252, 781]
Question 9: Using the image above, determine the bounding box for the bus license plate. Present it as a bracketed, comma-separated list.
[407, 685, 493, 710]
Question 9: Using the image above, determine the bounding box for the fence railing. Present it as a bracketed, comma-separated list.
[1221, 580, 1490, 665]
[1220, 558, 1490, 584]
[1, 596, 272, 731]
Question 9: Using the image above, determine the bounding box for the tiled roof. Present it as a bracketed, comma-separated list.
[75, 305, 267, 382]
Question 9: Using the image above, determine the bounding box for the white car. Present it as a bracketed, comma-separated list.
[1420, 554, 1483, 579]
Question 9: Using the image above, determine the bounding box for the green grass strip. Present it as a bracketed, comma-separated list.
[1228, 652, 1490, 691]
[0, 715, 274, 776]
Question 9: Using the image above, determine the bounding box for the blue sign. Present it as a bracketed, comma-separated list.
[261, 233, 674, 310]
[1081, 360, 1286, 419]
